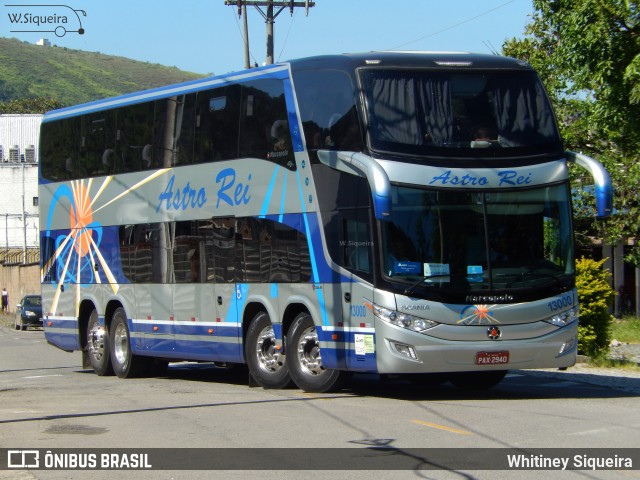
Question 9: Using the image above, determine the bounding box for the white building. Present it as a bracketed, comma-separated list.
[0, 115, 42, 254]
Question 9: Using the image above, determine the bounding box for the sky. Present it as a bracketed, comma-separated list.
[1, 0, 534, 75]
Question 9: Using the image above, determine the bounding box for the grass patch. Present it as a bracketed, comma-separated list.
[587, 353, 640, 371]
[0, 313, 14, 328]
[610, 316, 640, 343]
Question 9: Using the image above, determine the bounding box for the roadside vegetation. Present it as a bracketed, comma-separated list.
[611, 315, 640, 344]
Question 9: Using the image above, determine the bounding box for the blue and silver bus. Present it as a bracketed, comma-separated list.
[39, 52, 612, 392]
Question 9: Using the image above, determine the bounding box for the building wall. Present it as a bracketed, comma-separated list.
[0, 263, 40, 314]
[0, 115, 41, 250]
[0, 163, 39, 248]
[0, 114, 42, 163]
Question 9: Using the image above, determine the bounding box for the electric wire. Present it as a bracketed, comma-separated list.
[229, 7, 259, 67]
[277, 9, 298, 63]
[388, 0, 518, 51]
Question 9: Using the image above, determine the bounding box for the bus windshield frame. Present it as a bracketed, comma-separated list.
[359, 68, 563, 159]
[379, 182, 574, 299]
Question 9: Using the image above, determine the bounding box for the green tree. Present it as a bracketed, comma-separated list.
[575, 257, 616, 356]
[0, 97, 64, 114]
[503, 0, 640, 265]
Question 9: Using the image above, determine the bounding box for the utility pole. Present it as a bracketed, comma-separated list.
[225, 1, 315, 66]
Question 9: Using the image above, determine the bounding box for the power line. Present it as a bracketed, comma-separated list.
[388, 0, 518, 51]
[277, 9, 298, 62]
[229, 6, 259, 67]
[225, 1, 315, 66]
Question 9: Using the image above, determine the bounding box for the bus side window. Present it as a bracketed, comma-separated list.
[239, 79, 295, 170]
[294, 69, 363, 153]
[343, 218, 371, 274]
[79, 112, 116, 177]
[209, 217, 236, 283]
[115, 103, 154, 173]
[119, 225, 135, 282]
[41, 234, 58, 283]
[194, 86, 241, 163]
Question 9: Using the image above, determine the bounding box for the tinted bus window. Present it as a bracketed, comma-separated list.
[294, 69, 363, 152]
[194, 85, 242, 163]
[239, 79, 295, 170]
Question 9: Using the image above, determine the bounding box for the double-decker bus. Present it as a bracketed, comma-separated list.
[39, 52, 612, 392]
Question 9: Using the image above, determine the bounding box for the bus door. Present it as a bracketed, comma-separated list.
[131, 223, 174, 355]
[173, 235, 218, 360]
[210, 217, 244, 363]
[340, 218, 377, 371]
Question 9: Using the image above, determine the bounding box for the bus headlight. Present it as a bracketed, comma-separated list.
[366, 302, 438, 333]
[544, 305, 579, 327]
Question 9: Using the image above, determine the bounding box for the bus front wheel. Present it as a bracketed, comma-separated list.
[87, 309, 113, 376]
[287, 313, 350, 393]
[245, 311, 292, 389]
[109, 307, 149, 378]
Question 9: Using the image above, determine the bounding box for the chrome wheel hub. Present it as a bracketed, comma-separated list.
[255, 325, 284, 373]
[113, 322, 129, 366]
[89, 323, 106, 361]
[296, 326, 324, 376]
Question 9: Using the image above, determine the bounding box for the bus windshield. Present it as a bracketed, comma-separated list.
[381, 184, 574, 294]
[360, 69, 562, 158]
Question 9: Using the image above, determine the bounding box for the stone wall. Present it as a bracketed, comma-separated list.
[0, 263, 40, 313]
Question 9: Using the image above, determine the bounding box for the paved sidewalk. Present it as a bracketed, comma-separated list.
[529, 345, 640, 395]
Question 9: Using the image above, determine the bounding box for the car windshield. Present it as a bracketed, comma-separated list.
[381, 184, 574, 295]
[360, 69, 562, 158]
[23, 296, 41, 307]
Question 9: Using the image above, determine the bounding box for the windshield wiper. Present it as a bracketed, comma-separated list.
[494, 271, 565, 288]
[403, 274, 456, 296]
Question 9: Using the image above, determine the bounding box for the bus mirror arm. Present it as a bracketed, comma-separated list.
[317, 150, 391, 220]
[565, 150, 613, 218]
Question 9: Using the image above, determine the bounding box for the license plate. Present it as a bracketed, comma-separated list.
[476, 351, 509, 365]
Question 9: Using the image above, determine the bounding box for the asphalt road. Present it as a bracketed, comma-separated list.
[0, 326, 639, 480]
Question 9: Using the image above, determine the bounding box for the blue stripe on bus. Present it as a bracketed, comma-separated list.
[279, 172, 288, 223]
[260, 165, 280, 218]
[294, 169, 331, 326]
[137, 339, 243, 364]
[282, 77, 304, 153]
[317, 327, 378, 372]
[44, 330, 80, 351]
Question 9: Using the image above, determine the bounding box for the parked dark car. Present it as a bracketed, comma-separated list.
[15, 294, 43, 330]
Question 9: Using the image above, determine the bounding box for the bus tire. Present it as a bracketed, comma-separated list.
[245, 311, 292, 389]
[109, 307, 148, 378]
[87, 309, 113, 376]
[287, 312, 350, 393]
[450, 370, 507, 390]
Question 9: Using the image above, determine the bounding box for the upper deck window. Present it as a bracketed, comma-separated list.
[360, 69, 562, 158]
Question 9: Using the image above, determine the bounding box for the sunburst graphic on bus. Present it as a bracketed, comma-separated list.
[458, 304, 499, 325]
[42, 169, 170, 315]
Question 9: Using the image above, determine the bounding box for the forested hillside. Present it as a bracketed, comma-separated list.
[0, 37, 205, 107]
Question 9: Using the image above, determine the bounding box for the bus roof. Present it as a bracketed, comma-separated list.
[43, 51, 533, 122]
[287, 51, 533, 72]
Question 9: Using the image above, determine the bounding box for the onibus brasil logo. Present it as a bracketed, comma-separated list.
[5, 4, 86, 37]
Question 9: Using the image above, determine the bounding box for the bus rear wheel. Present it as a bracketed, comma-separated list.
[449, 370, 507, 390]
[287, 313, 350, 393]
[245, 311, 291, 389]
[110, 307, 149, 378]
[87, 309, 113, 376]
